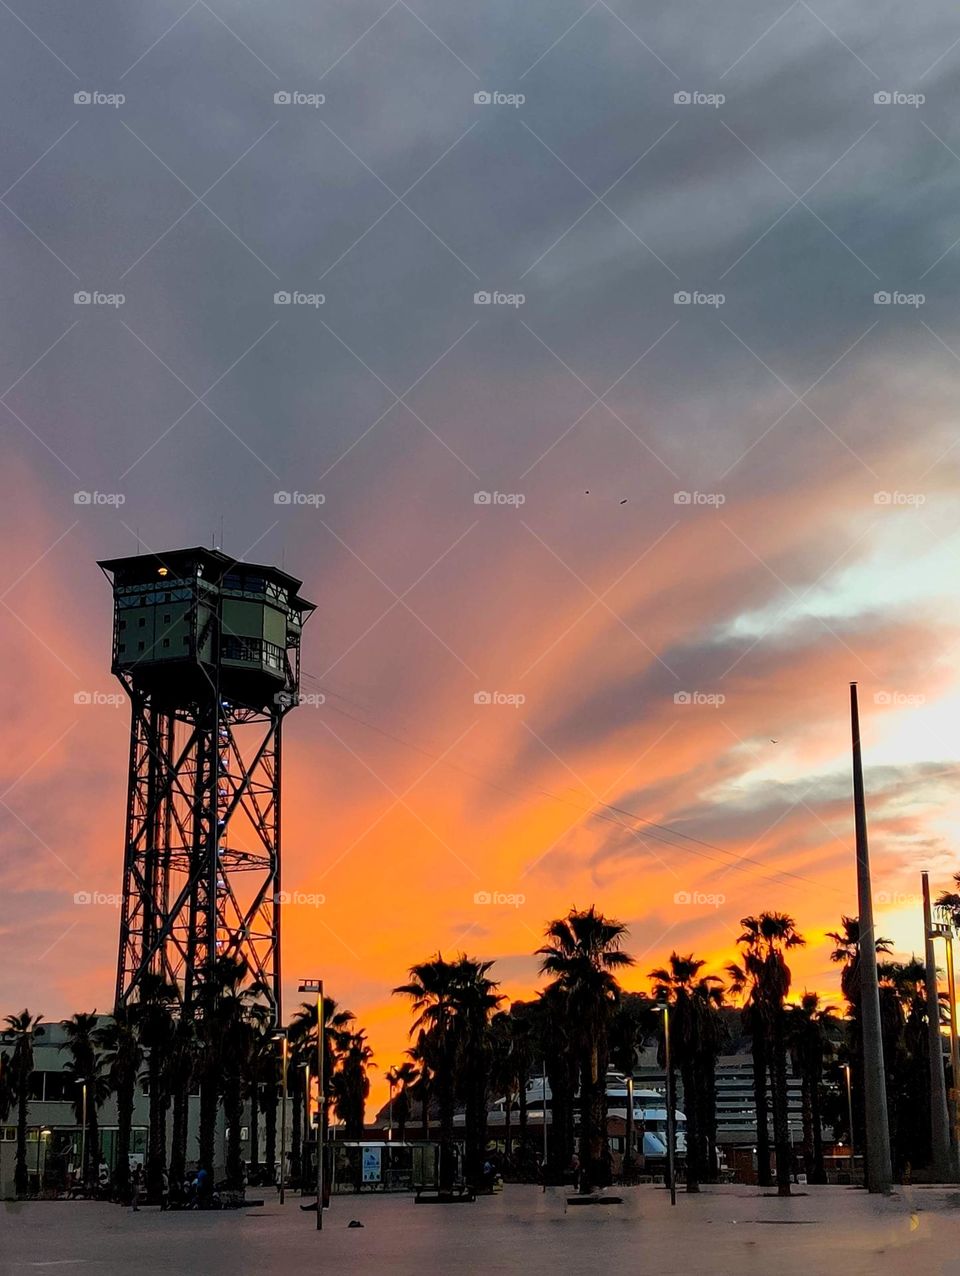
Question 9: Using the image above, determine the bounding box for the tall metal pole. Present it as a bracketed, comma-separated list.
[664, 1003, 676, 1206]
[849, 683, 892, 1193]
[922, 873, 953, 1178]
[316, 982, 324, 1232]
[279, 1035, 288, 1205]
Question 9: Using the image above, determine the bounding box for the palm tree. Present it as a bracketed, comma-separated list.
[385, 1061, 417, 1141]
[533, 985, 577, 1179]
[333, 1030, 374, 1138]
[538, 906, 634, 1192]
[195, 956, 271, 1190]
[289, 995, 355, 1189]
[395, 955, 465, 1191]
[96, 1009, 143, 1199]
[786, 993, 836, 1184]
[4, 1010, 43, 1195]
[406, 1037, 433, 1139]
[60, 1012, 109, 1189]
[131, 974, 178, 1201]
[505, 1005, 536, 1171]
[650, 955, 724, 1192]
[728, 913, 805, 1197]
[166, 1016, 196, 1193]
[609, 992, 656, 1177]
[450, 957, 502, 1185]
[246, 1024, 277, 1184]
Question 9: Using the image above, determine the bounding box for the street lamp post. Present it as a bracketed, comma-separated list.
[80, 1081, 88, 1190]
[654, 1003, 676, 1206]
[300, 979, 324, 1232]
[842, 1063, 855, 1170]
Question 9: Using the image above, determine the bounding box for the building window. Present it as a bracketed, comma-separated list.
[138, 641, 145, 651]
[138, 617, 146, 628]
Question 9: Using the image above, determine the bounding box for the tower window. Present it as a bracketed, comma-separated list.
[138, 617, 146, 628]
[162, 638, 170, 648]
[137, 641, 145, 651]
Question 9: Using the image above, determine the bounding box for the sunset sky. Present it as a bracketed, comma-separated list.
[2, 1, 960, 1107]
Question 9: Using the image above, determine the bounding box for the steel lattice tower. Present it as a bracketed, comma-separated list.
[100, 547, 314, 1024]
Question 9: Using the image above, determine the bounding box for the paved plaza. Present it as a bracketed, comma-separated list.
[4, 1184, 960, 1276]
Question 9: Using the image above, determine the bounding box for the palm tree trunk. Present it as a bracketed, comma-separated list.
[264, 1087, 277, 1184]
[680, 1062, 701, 1192]
[698, 1058, 718, 1183]
[799, 1068, 814, 1182]
[504, 1090, 513, 1160]
[421, 1092, 429, 1140]
[438, 1067, 455, 1191]
[170, 1087, 188, 1191]
[87, 1105, 100, 1185]
[771, 1015, 792, 1196]
[752, 1030, 772, 1187]
[115, 1082, 133, 1199]
[198, 1075, 218, 1182]
[249, 1084, 260, 1182]
[224, 1078, 244, 1189]
[580, 1040, 611, 1191]
[15, 1089, 28, 1195]
[810, 1065, 826, 1184]
[147, 1054, 168, 1200]
[291, 1077, 302, 1184]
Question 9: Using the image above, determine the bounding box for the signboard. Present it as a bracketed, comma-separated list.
[361, 1147, 382, 1184]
